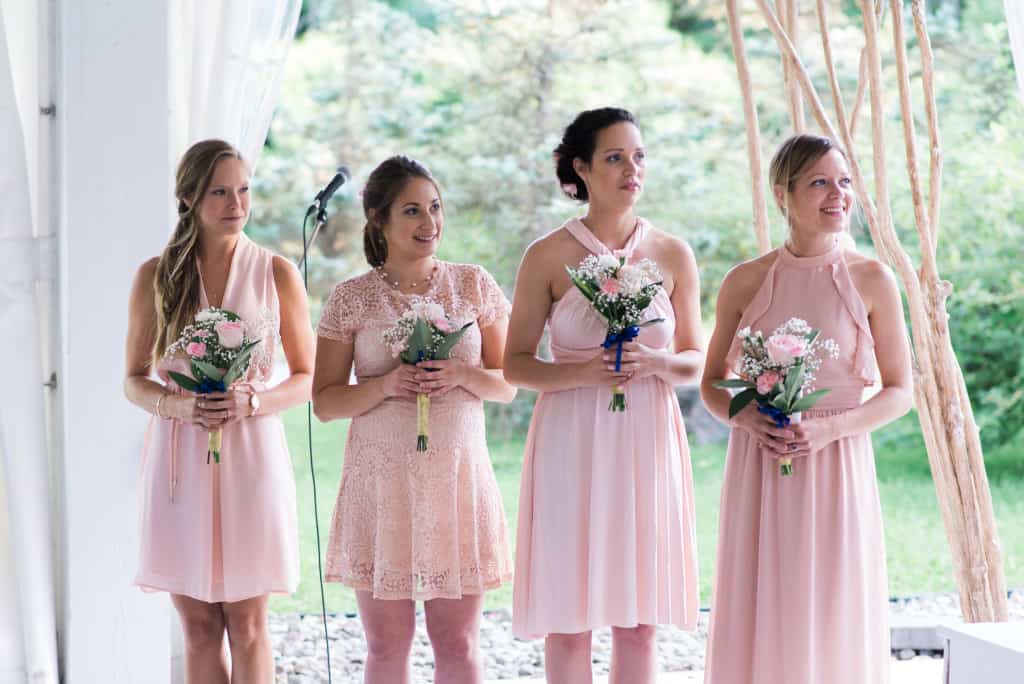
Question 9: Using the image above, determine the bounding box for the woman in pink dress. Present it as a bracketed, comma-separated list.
[505, 107, 704, 683]
[124, 139, 314, 683]
[313, 155, 516, 684]
[700, 134, 914, 684]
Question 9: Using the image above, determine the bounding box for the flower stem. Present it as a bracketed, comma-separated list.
[609, 386, 627, 412]
[416, 393, 429, 452]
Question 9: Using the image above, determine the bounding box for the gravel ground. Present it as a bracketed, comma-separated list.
[271, 589, 1024, 683]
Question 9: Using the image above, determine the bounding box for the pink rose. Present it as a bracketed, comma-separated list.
[432, 315, 451, 333]
[600, 278, 622, 296]
[185, 341, 207, 358]
[766, 333, 808, 366]
[756, 370, 781, 395]
[215, 320, 245, 348]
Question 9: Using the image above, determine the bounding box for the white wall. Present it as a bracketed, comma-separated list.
[58, 0, 175, 680]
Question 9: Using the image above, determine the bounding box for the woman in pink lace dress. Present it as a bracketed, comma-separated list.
[313, 156, 516, 684]
[700, 135, 914, 684]
[125, 139, 314, 683]
[505, 108, 704, 683]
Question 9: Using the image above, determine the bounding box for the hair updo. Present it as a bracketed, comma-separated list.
[553, 107, 637, 202]
[361, 155, 439, 267]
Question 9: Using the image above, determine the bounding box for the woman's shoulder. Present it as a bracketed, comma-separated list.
[442, 261, 490, 278]
[843, 250, 899, 305]
[723, 249, 777, 290]
[643, 223, 696, 264]
[843, 249, 891, 278]
[326, 270, 378, 301]
[130, 257, 161, 300]
[442, 261, 504, 293]
[531, 219, 587, 253]
[137, 256, 161, 279]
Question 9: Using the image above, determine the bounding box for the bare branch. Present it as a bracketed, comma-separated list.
[911, 0, 944, 253]
[726, 0, 772, 254]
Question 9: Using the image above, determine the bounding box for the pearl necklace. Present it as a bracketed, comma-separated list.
[375, 260, 438, 291]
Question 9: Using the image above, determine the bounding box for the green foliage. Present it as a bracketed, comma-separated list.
[254, 0, 1024, 447]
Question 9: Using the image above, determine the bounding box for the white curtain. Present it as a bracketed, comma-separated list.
[170, 0, 302, 167]
[0, 2, 59, 682]
[1008, 1, 1024, 98]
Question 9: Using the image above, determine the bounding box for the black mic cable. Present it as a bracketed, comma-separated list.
[300, 196, 336, 684]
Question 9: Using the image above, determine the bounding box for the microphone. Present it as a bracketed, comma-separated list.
[300, 165, 352, 270]
[305, 165, 351, 217]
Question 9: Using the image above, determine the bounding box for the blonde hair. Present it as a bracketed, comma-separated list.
[769, 133, 848, 218]
[152, 139, 244, 362]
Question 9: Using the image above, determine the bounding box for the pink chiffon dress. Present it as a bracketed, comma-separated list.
[512, 217, 699, 639]
[704, 243, 889, 684]
[135, 234, 300, 603]
[316, 262, 513, 600]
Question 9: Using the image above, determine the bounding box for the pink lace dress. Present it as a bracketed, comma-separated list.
[317, 262, 514, 600]
[135, 234, 299, 603]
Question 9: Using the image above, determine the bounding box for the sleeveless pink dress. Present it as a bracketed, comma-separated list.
[704, 244, 888, 684]
[316, 262, 513, 600]
[512, 217, 699, 639]
[135, 234, 300, 603]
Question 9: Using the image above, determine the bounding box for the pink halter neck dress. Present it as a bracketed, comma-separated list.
[703, 243, 889, 684]
[512, 216, 700, 639]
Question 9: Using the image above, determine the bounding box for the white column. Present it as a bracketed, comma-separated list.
[57, 0, 175, 680]
[0, 0, 59, 681]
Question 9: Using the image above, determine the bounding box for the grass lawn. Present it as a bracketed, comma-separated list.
[270, 407, 1024, 615]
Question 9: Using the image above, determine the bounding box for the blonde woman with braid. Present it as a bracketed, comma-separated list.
[124, 139, 314, 683]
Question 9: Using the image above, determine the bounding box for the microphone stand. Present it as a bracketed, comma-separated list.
[297, 197, 333, 684]
[298, 200, 329, 271]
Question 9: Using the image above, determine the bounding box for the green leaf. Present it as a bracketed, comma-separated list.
[791, 388, 832, 412]
[192, 359, 224, 382]
[223, 341, 259, 384]
[727, 388, 758, 418]
[805, 329, 821, 346]
[400, 318, 433, 364]
[770, 393, 790, 410]
[565, 266, 598, 302]
[167, 370, 199, 392]
[433, 321, 474, 359]
[783, 364, 805, 405]
[715, 378, 755, 389]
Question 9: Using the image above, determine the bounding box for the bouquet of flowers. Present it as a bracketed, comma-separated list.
[164, 308, 260, 463]
[382, 299, 473, 451]
[714, 317, 839, 475]
[565, 254, 664, 411]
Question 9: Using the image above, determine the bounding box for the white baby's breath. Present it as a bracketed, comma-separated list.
[733, 317, 840, 394]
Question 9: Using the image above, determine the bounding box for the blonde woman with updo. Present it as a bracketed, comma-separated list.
[700, 134, 914, 684]
[124, 139, 314, 683]
[313, 155, 515, 683]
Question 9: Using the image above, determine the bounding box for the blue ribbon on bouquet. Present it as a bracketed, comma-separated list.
[196, 378, 226, 394]
[602, 325, 641, 372]
[756, 400, 791, 428]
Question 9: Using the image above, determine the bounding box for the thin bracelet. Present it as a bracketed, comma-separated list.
[155, 393, 167, 419]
